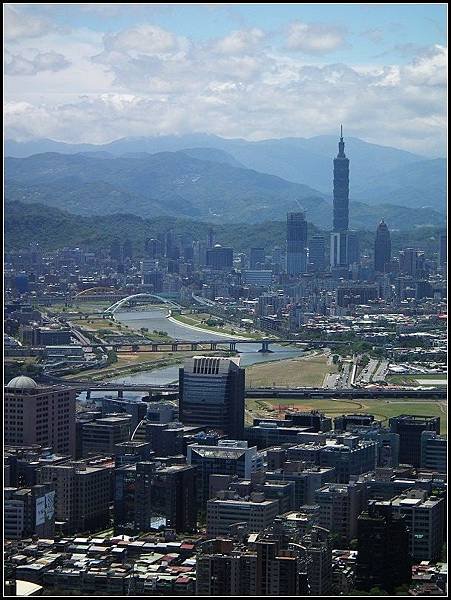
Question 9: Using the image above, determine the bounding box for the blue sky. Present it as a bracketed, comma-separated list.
[5, 3, 447, 154]
[22, 3, 446, 58]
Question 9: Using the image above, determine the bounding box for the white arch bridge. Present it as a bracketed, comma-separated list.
[103, 293, 182, 316]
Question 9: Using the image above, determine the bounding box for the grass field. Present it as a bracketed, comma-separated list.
[245, 353, 336, 388]
[246, 397, 447, 434]
[38, 300, 113, 313]
[72, 317, 123, 332]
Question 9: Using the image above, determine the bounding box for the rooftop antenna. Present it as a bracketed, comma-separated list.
[340, 124, 343, 139]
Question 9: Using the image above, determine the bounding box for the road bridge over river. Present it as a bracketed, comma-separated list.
[81, 338, 353, 353]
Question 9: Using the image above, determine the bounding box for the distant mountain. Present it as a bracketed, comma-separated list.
[349, 201, 444, 230]
[177, 148, 245, 168]
[6, 150, 445, 230]
[5, 151, 328, 224]
[6, 133, 441, 196]
[352, 158, 446, 211]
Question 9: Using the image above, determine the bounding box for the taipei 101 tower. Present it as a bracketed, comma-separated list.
[330, 126, 357, 270]
[333, 125, 349, 231]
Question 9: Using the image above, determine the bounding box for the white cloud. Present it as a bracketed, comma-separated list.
[5, 50, 70, 76]
[4, 17, 447, 156]
[100, 24, 189, 57]
[212, 28, 266, 55]
[5, 5, 62, 41]
[285, 21, 348, 55]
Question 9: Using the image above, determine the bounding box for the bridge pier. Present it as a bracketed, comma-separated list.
[152, 344, 158, 352]
[172, 343, 178, 352]
[229, 342, 236, 351]
[118, 390, 123, 398]
[191, 343, 198, 351]
[258, 341, 272, 353]
[210, 343, 217, 351]
[86, 390, 91, 400]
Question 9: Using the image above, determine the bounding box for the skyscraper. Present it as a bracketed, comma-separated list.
[308, 235, 326, 272]
[249, 247, 266, 269]
[179, 356, 245, 439]
[333, 125, 349, 232]
[286, 212, 307, 275]
[439, 231, 447, 267]
[206, 245, 234, 270]
[389, 415, 440, 468]
[355, 501, 412, 593]
[330, 127, 352, 270]
[374, 220, 391, 273]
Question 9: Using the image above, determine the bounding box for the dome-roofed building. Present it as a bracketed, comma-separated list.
[6, 376, 38, 390]
[5, 377, 76, 456]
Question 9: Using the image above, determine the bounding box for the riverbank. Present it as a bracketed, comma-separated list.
[63, 353, 189, 381]
[167, 313, 252, 340]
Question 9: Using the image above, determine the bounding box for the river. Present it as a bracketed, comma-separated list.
[104, 307, 303, 385]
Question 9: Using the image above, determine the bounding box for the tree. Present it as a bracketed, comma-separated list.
[106, 350, 117, 365]
[360, 355, 370, 368]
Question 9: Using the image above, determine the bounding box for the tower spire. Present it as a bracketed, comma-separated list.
[337, 124, 346, 158]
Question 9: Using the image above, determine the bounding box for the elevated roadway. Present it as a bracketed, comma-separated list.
[42, 377, 447, 400]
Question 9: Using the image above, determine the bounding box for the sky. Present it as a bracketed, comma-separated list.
[4, 3, 448, 155]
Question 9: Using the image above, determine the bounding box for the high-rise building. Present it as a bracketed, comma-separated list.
[420, 431, 447, 473]
[355, 501, 412, 593]
[122, 238, 133, 259]
[4, 483, 55, 540]
[37, 461, 112, 534]
[114, 461, 197, 534]
[330, 231, 346, 269]
[80, 415, 132, 458]
[206, 493, 279, 536]
[286, 212, 307, 275]
[206, 245, 234, 270]
[374, 220, 391, 273]
[375, 490, 445, 562]
[255, 539, 301, 596]
[187, 440, 262, 507]
[314, 481, 367, 544]
[110, 238, 122, 261]
[298, 526, 333, 596]
[5, 377, 76, 457]
[389, 415, 440, 468]
[399, 248, 425, 277]
[439, 231, 447, 267]
[308, 235, 326, 272]
[288, 436, 377, 483]
[336, 283, 379, 308]
[196, 550, 257, 596]
[346, 230, 360, 265]
[249, 247, 266, 269]
[196, 540, 258, 596]
[333, 126, 349, 232]
[145, 238, 162, 259]
[179, 356, 245, 439]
